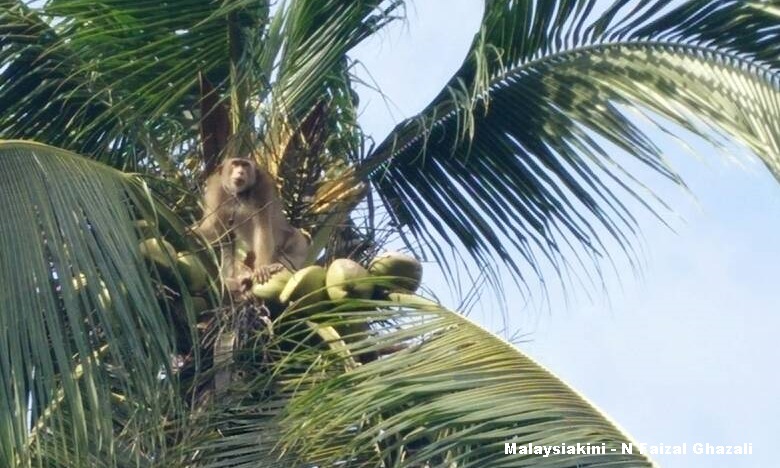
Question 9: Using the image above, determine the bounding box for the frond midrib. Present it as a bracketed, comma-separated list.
[490, 39, 780, 91]
[371, 38, 780, 165]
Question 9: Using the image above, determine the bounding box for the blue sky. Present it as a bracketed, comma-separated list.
[351, 2, 780, 467]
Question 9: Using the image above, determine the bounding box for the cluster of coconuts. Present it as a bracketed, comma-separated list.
[137, 223, 209, 294]
[67, 227, 209, 313]
[136, 215, 423, 308]
[252, 251, 423, 307]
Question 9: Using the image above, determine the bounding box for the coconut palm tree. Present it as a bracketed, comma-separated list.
[1, 0, 778, 466]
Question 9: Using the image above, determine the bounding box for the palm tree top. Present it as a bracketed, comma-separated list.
[3, 1, 779, 295]
[1, 1, 779, 466]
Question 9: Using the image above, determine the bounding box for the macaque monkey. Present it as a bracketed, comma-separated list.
[194, 157, 310, 293]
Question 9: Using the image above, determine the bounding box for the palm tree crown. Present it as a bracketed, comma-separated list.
[1, 1, 778, 466]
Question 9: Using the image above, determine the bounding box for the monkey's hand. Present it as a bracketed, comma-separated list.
[254, 263, 285, 284]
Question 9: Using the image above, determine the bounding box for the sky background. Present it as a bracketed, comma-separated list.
[350, 2, 780, 467]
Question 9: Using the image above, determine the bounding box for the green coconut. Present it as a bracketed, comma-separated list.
[252, 268, 294, 302]
[133, 219, 158, 238]
[176, 251, 209, 292]
[326, 258, 374, 300]
[139, 238, 177, 271]
[279, 265, 327, 305]
[368, 251, 422, 292]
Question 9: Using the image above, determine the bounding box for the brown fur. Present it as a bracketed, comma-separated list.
[194, 158, 310, 292]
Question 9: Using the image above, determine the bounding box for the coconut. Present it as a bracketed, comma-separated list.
[138, 238, 177, 271]
[133, 219, 158, 238]
[368, 251, 422, 292]
[176, 251, 209, 292]
[279, 265, 327, 305]
[326, 258, 374, 300]
[252, 267, 294, 302]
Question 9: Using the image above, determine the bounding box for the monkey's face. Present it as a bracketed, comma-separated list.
[224, 158, 256, 194]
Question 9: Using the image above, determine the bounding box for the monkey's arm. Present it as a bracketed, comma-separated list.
[279, 229, 310, 270]
[250, 208, 283, 284]
[252, 208, 276, 266]
[193, 174, 226, 243]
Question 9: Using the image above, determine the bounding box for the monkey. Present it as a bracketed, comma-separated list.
[194, 157, 310, 293]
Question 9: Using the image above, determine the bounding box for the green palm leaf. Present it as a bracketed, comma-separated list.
[2, 1, 778, 466]
[0, 0, 402, 171]
[0, 0, 264, 166]
[0, 140, 199, 466]
[366, 0, 780, 293]
[269, 0, 401, 120]
[0, 3, 121, 160]
[269, 296, 654, 467]
[164, 295, 654, 467]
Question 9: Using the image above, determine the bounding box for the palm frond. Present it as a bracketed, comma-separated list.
[0, 3, 121, 161]
[0, 0, 269, 167]
[162, 293, 654, 467]
[175, 396, 294, 467]
[0, 140, 199, 466]
[268, 0, 402, 121]
[250, 1, 404, 254]
[258, 0, 402, 178]
[365, 0, 780, 297]
[269, 295, 654, 467]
